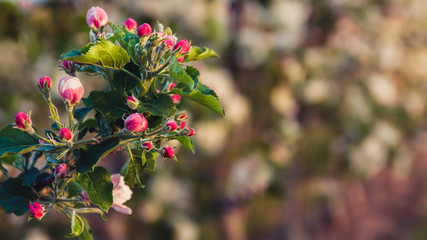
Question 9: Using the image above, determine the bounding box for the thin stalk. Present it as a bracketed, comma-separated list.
[68, 105, 74, 128]
[121, 68, 141, 83]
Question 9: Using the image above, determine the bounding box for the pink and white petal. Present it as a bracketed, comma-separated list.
[112, 204, 132, 215]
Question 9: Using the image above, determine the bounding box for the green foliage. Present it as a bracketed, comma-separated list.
[183, 46, 219, 62]
[59, 39, 130, 69]
[65, 211, 84, 238]
[0, 178, 34, 215]
[170, 56, 195, 87]
[144, 151, 158, 171]
[138, 93, 175, 117]
[124, 149, 145, 188]
[0, 125, 39, 158]
[75, 167, 113, 212]
[172, 83, 225, 117]
[75, 139, 120, 174]
[175, 136, 195, 154]
[78, 217, 94, 240]
[83, 91, 130, 118]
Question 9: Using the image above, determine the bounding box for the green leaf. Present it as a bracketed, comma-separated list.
[78, 217, 94, 240]
[67, 180, 83, 198]
[76, 139, 120, 174]
[138, 93, 175, 117]
[183, 46, 219, 62]
[74, 107, 93, 122]
[18, 168, 40, 186]
[112, 62, 140, 91]
[144, 151, 158, 171]
[175, 136, 195, 154]
[59, 39, 130, 70]
[0, 125, 39, 158]
[65, 211, 84, 238]
[169, 56, 194, 87]
[83, 91, 130, 118]
[75, 167, 113, 212]
[185, 66, 200, 86]
[124, 149, 144, 188]
[0, 178, 34, 215]
[171, 83, 225, 117]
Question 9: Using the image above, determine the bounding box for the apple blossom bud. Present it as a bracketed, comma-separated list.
[126, 96, 139, 110]
[15, 112, 32, 131]
[58, 76, 84, 105]
[61, 61, 77, 75]
[163, 35, 177, 48]
[123, 18, 137, 32]
[157, 31, 165, 39]
[55, 163, 68, 179]
[29, 202, 45, 220]
[162, 146, 175, 158]
[187, 127, 196, 136]
[177, 114, 187, 121]
[86, 6, 108, 30]
[96, 32, 106, 40]
[82, 189, 90, 201]
[142, 141, 152, 151]
[180, 120, 186, 130]
[59, 128, 72, 141]
[125, 113, 148, 133]
[173, 39, 190, 54]
[170, 94, 181, 104]
[168, 82, 177, 92]
[137, 23, 152, 38]
[38, 76, 51, 92]
[166, 120, 178, 131]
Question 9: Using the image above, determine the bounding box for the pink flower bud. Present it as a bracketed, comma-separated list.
[137, 23, 152, 38]
[188, 127, 196, 136]
[126, 96, 139, 110]
[15, 112, 31, 130]
[163, 35, 177, 48]
[125, 113, 148, 133]
[166, 120, 178, 131]
[55, 163, 68, 179]
[96, 32, 106, 39]
[157, 31, 165, 38]
[38, 76, 51, 91]
[59, 128, 72, 141]
[61, 61, 76, 70]
[123, 18, 137, 32]
[86, 6, 109, 30]
[162, 146, 175, 158]
[58, 76, 84, 105]
[143, 141, 152, 150]
[29, 202, 45, 220]
[168, 82, 177, 92]
[173, 39, 190, 54]
[177, 114, 187, 121]
[82, 189, 90, 201]
[180, 120, 186, 130]
[170, 94, 182, 104]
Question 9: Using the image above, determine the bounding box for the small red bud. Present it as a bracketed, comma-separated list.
[173, 39, 190, 54]
[180, 120, 186, 130]
[29, 202, 45, 220]
[55, 163, 68, 179]
[143, 141, 152, 151]
[162, 146, 175, 158]
[126, 96, 139, 110]
[58, 76, 84, 105]
[137, 23, 152, 38]
[86, 6, 109, 30]
[59, 128, 72, 141]
[125, 113, 148, 133]
[188, 127, 196, 136]
[15, 112, 31, 130]
[170, 94, 181, 104]
[166, 120, 178, 131]
[123, 18, 137, 31]
[38, 76, 51, 91]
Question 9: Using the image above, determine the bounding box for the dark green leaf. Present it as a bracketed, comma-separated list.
[169, 56, 194, 87]
[83, 91, 130, 118]
[0, 125, 39, 158]
[183, 46, 219, 62]
[175, 136, 195, 154]
[65, 211, 84, 238]
[59, 39, 130, 70]
[112, 62, 140, 91]
[138, 94, 175, 117]
[74, 107, 93, 122]
[171, 83, 225, 117]
[18, 168, 40, 186]
[78, 217, 94, 240]
[185, 66, 200, 86]
[144, 151, 158, 171]
[75, 167, 113, 212]
[0, 178, 34, 215]
[67, 180, 83, 198]
[124, 149, 144, 188]
[76, 139, 120, 174]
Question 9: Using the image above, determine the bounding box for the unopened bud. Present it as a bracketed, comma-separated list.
[29, 202, 45, 220]
[162, 146, 175, 158]
[59, 128, 72, 141]
[86, 6, 109, 30]
[142, 141, 152, 151]
[137, 23, 152, 38]
[126, 96, 139, 110]
[123, 18, 137, 32]
[55, 163, 68, 179]
[125, 113, 148, 133]
[166, 120, 178, 131]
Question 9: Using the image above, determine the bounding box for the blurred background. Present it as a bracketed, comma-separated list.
[2, 0, 427, 239]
